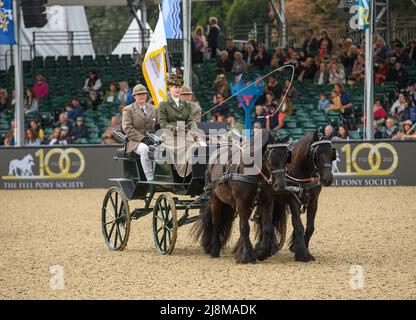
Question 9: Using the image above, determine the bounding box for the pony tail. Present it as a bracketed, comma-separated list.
[191, 200, 214, 254]
[273, 201, 287, 251]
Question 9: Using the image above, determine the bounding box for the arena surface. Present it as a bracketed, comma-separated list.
[1, 187, 415, 300]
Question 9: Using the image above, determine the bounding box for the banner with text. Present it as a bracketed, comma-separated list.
[0, 145, 122, 190]
[0, 141, 415, 189]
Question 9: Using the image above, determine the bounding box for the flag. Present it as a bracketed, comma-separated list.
[0, 0, 16, 45]
[142, 10, 168, 108]
[162, 0, 182, 39]
[357, 0, 370, 30]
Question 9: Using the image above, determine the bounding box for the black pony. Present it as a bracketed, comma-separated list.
[192, 131, 291, 263]
[256, 131, 336, 262]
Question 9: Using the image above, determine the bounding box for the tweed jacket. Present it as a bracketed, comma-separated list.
[122, 102, 157, 153]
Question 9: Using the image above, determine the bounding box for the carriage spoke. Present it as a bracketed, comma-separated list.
[114, 225, 118, 247]
[160, 229, 167, 249]
[108, 220, 116, 240]
[163, 231, 167, 252]
[156, 214, 165, 224]
[116, 222, 123, 244]
[104, 206, 115, 219]
[163, 223, 173, 233]
[115, 192, 119, 217]
[109, 195, 116, 213]
[157, 226, 163, 234]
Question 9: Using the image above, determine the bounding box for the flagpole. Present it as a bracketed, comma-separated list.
[364, 0, 374, 140]
[13, 0, 24, 147]
[165, 46, 171, 75]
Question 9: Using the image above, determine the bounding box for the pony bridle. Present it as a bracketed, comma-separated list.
[265, 143, 288, 184]
[310, 140, 332, 173]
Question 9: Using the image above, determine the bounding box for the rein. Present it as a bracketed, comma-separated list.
[285, 174, 320, 183]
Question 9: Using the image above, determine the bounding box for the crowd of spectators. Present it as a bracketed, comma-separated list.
[2, 17, 416, 147]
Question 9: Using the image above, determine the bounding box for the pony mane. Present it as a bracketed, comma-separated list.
[291, 131, 319, 165]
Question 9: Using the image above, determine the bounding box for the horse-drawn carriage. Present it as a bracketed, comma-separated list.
[101, 123, 224, 255]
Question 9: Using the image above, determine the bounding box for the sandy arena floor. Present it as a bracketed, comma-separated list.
[0, 187, 415, 300]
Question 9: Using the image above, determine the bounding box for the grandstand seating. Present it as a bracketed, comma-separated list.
[1, 54, 415, 145]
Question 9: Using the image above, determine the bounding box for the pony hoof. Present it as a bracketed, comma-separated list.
[210, 252, 220, 258]
[295, 251, 314, 262]
[254, 248, 269, 261]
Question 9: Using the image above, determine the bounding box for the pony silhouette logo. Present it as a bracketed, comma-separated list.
[8, 154, 35, 177]
[2, 148, 85, 180]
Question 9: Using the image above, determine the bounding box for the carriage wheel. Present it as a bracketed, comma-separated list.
[153, 194, 178, 255]
[102, 187, 131, 251]
[277, 206, 289, 250]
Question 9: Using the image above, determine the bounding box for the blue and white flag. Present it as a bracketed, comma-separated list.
[357, 0, 370, 30]
[162, 0, 182, 39]
[0, 0, 16, 45]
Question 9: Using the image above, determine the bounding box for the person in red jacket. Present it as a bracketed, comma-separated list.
[33, 75, 49, 100]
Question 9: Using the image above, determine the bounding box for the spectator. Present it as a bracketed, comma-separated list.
[318, 92, 331, 111]
[213, 92, 230, 117]
[281, 79, 298, 100]
[284, 47, 299, 66]
[47, 128, 61, 145]
[0, 88, 8, 112]
[391, 62, 409, 90]
[101, 116, 120, 145]
[216, 114, 225, 123]
[393, 120, 416, 140]
[341, 39, 357, 73]
[302, 29, 318, 57]
[390, 92, 408, 121]
[83, 70, 103, 108]
[232, 51, 248, 74]
[299, 57, 317, 81]
[253, 44, 271, 69]
[408, 39, 416, 67]
[265, 102, 284, 130]
[207, 17, 220, 59]
[266, 74, 282, 99]
[400, 98, 416, 123]
[390, 44, 409, 65]
[244, 44, 257, 69]
[193, 26, 208, 63]
[218, 51, 233, 73]
[65, 101, 83, 123]
[253, 121, 262, 135]
[374, 38, 388, 61]
[70, 116, 88, 141]
[362, 99, 387, 125]
[252, 105, 266, 128]
[180, 86, 202, 123]
[103, 82, 119, 104]
[24, 128, 41, 146]
[55, 112, 73, 131]
[24, 88, 39, 114]
[213, 74, 230, 98]
[349, 54, 365, 82]
[225, 38, 238, 63]
[407, 81, 416, 106]
[324, 124, 335, 140]
[58, 126, 73, 145]
[374, 60, 390, 84]
[118, 81, 133, 106]
[33, 74, 49, 100]
[329, 63, 346, 84]
[29, 120, 44, 144]
[384, 117, 399, 139]
[272, 48, 286, 67]
[3, 120, 15, 146]
[318, 30, 333, 56]
[226, 113, 244, 137]
[333, 125, 350, 141]
[333, 83, 353, 117]
[314, 62, 330, 85]
[8, 89, 16, 111]
[326, 89, 342, 113]
[70, 97, 84, 117]
[280, 97, 294, 117]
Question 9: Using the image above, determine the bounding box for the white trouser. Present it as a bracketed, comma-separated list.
[134, 143, 154, 181]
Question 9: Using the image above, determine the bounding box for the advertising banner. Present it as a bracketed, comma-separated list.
[0, 145, 122, 189]
[0, 141, 415, 189]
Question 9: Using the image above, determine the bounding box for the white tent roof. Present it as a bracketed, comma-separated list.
[0, 5, 95, 70]
[112, 9, 153, 56]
